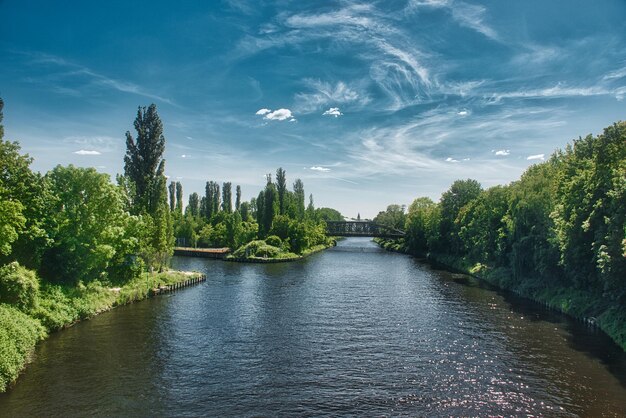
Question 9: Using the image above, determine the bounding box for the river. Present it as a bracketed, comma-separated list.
[1, 238, 625, 416]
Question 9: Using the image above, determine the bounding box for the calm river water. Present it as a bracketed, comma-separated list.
[1, 238, 625, 417]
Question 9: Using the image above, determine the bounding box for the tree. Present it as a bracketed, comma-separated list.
[276, 167, 287, 215]
[439, 179, 482, 254]
[374, 204, 406, 230]
[168, 181, 176, 211]
[240, 201, 250, 221]
[293, 179, 305, 220]
[405, 197, 436, 255]
[123, 104, 166, 215]
[262, 177, 277, 237]
[306, 193, 315, 219]
[235, 185, 241, 212]
[315, 207, 343, 222]
[222, 182, 232, 213]
[123, 104, 172, 270]
[187, 192, 200, 217]
[175, 182, 183, 214]
[0, 100, 51, 269]
[41, 165, 141, 283]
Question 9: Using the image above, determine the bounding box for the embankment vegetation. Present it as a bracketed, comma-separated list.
[374, 121, 625, 350]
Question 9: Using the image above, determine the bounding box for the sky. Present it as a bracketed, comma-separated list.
[1, 0, 625, 218]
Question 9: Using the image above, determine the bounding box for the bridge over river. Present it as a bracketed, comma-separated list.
[325, 220, 405, 238]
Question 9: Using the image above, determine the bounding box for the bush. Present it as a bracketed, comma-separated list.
[0, 304, 46, 391]
[265, 235, 282, 247]
[0, 262, 40, 311]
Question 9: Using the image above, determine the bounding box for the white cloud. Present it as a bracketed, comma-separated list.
[310, 166, 331, 172]
[181, 154, 187, 158]
[256, 108, 295, 121]
[323, 107, 343, 117]
[527, 153, 545, 161]
[458, 110, 469, 116]
[495, 149, 510, 156]
[445, 157, 459, 163]
[73, 149, 101, 155]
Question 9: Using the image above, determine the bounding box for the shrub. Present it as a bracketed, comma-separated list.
[0, 304, 46, 391]
[265, 235, 282, 247]
[0, 262, 40, 311]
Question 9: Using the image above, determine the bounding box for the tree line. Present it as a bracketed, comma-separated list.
[374, 121, 625, 346]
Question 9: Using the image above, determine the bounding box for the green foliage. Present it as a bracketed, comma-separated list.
[405, 197, 436, 255]
[374, 204, 406, 230]
[265, 235, 282, 247]
[0, 262, 40, 311]
[0, 139, 51, 269]
[0, 304, 46, 391]
[0, 199, 25, 256]
[222, 182, 232, 213]
[314, 207, 343, 222]
[123, 104, 166, 215]
[439, 179, 482, 254]
[41, 165, 140, 284]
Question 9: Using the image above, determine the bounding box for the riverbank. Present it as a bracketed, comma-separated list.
[0, 269, 203, 393]
[374, 238, 626, 351]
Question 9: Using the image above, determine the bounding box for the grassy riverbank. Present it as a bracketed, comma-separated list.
[374, 237, 626, 351]
[0, 270, 202, 392]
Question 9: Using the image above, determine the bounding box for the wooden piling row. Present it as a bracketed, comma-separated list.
[150, 274, 206, 296]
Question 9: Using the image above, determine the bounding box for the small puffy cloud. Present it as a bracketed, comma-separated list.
[527, 153, 545, 161]
[322, 107, 343, 117]
[457, 110, 469, 116]
[445, 157, 459, 163]
[74, 149, 101, 155]
[310, 166, 331, 172]
[181, 154, 187, 158]
[495, 149, 510, 156]
[256, 108, 295, 121]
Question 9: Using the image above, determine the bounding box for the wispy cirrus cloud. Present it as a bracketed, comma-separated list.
[406, 0, 500, 41]
[295, 80, 368, 113]
[527, 154, 545, 161]
[18, 51, 176, 105]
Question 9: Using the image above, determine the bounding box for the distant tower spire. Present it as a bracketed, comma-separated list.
[357, 212, 361, 220]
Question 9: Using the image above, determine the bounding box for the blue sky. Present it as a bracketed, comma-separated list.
[1, 0, 625, 218]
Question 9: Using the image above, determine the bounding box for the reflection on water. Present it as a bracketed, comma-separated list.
[1, 237, 624, 417]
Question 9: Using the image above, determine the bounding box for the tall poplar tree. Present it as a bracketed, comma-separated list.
[187, 192, 199, 217]
[123, 104, 166, 215]
[175, 182, 183, 214]
[222, 182, 232, 213]
[293, 179, 305, 220]
[276, 167, 287, 215]
[235, 185, 241, 212]
[168, 181, 176, 211]
[123, 104, 172, 269]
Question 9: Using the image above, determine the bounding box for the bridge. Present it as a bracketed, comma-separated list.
[325, 221, 405, 238]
